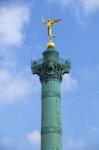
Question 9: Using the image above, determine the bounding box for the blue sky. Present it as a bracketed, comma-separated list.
[0, 0, 99, 150]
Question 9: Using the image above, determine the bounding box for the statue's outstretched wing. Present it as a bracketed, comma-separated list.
[41, 16, 47, 24]
[51, 19, 61, 26]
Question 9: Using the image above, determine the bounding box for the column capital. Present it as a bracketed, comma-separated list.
[31, 48, 71, 82]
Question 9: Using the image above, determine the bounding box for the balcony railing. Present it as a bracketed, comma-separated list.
[31, 58, 43, 67]
[31, 58, 71, 67]
[58, 58, 71, 66]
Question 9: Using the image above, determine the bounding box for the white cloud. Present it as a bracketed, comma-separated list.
[0, 138, 14, 145]
[81, 0, 99, 14]
[26, 130, 41, 145]
[48, 0, 99, 20]
[0, 5, 30, 45]
[62, 74, 78, 92]
[0, 68, 35, 105]
[64, 138, 85, 150]
[90, 126, 99, 133]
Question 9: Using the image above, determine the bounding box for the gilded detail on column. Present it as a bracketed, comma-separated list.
[41, 16, 61, 48]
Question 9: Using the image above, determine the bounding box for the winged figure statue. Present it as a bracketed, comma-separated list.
[41, 16, 61, 40]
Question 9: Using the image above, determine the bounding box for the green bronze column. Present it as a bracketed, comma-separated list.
[31, 43, 71, 150]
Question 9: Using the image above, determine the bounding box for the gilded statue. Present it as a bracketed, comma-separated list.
[41, 16, 61, 40]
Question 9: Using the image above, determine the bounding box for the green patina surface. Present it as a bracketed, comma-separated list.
[31, 47, 71, 150]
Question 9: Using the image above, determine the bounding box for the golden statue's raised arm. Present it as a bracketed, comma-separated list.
[41, 16, 61, 41]
[41, 16, 47, 24]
